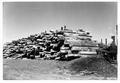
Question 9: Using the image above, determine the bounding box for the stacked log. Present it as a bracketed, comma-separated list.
[3, 26, 98, 60]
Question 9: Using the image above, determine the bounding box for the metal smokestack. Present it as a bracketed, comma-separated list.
[115, 25, 118, 45]
[101, 39, 103, 44]
[111, 36, 115, 45]
[105, 38, 107, 46]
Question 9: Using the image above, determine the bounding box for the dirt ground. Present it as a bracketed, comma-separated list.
[3, 58, 117, 80]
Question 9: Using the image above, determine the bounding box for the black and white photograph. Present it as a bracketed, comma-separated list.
[3, 2, 117, 80]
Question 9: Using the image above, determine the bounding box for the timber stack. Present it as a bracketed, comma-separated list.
[3, 26, 98, 60]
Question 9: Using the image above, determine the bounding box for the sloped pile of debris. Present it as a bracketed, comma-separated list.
[65, 57, 117, 77]
[3, 31, 65, 60]
[3, 26, 98, 60]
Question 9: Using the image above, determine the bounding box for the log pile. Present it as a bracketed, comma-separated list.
[3, 26, 98, 60]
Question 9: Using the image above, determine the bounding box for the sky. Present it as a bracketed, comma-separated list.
[3, 2, 117, 44]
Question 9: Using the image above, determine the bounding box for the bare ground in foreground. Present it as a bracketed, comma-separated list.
[3, 58, 117, 80]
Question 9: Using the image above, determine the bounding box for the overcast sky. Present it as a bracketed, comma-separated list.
[3, 2, 117, 43]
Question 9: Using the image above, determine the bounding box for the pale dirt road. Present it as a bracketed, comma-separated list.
[3, 58, 117, 80]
